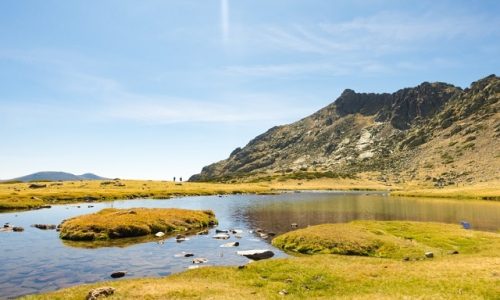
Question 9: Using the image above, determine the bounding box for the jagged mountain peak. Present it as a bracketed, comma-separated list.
[190, 75, 499, 185]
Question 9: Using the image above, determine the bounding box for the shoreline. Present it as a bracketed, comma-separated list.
[1, 179, 499, 212]
[22, 221, 500, 299]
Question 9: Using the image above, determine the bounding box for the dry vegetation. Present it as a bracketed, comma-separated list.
[24, 221, 500, 299]
[59, 208, 217, 241]
[0, 179, 272, 210]
[0, 177, 498, 211]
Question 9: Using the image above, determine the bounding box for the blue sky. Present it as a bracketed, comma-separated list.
[0, 0, 499, 180]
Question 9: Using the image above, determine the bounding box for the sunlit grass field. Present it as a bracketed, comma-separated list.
[1, 177, 498, 211]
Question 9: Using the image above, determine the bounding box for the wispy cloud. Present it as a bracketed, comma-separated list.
[0, 49, 312, 125]
[253, 11, 498, 56]
[222, 9, 498, 79]
[223, 61, 392, 78]
[221, 0, 229, 43]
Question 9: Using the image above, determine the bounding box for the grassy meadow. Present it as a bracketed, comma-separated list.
[24, 221, 500, 299]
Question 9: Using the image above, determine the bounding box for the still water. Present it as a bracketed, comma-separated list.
[1, 191, 499, 299]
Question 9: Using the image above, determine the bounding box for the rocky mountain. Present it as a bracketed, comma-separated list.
[7, 171, 108, 182]
[190, 75, 499, 186]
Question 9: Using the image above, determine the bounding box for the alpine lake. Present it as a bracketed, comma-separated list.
[1, 191, 499, 299]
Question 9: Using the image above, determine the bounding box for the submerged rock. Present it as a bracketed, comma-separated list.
[213, 233, 230, 239]
[220, 242, 239, 247]
[86, 287, 115, 300]
[110, 271, 126, 278]
[237, 249, 274, 260]
[192, 258, 208, 264]
[32, 224, 57, 230]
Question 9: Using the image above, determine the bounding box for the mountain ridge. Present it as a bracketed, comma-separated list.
[4, 171, 108, 182]
[190, 74, 499, 187]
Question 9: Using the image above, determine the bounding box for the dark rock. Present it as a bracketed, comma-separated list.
[215, 229, 229, 233]
[29, 183, 47, 189]
[238, 265, 246, 269]
[448, 250, 459, 255]
[425, 252, 434, 258]
[402, 257, 410, 261]
[184, 253, 194, 257]
[32, 224, 57, 230]
[237, 249, 275, 260]
[86, 287, 115, 300]
[12, 226, 24, 232]
[110, 271, 126, 278]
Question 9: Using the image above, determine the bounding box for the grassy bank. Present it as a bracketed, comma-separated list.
[24, 221, 500, 299]
[1, 177, 498, 211]
[390, 181, 500, 200]
[0, 180, 272, 211]
[272, 221, 500, 258]
[59, 208, 216, 241]
[0, 178, 390, 211]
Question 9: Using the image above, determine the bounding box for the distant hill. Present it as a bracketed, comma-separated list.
[190, 74, 499, 187]
[7, 171, 108, 182]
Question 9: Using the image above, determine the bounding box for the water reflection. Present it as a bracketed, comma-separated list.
[244, 192, 500, 235]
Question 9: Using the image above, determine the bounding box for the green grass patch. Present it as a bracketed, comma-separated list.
[59, 208, 217, 241]
[272, 221, 500, 259]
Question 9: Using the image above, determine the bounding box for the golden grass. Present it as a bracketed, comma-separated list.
[0, 177, 498, 211]
[23, 244, 500, 299]
[0, 179, 273, 210]
[0, 178, 391, 211]
[59, 208, 217, 241]
[390, 180, 500, 200]
[272, 221, 500, 258]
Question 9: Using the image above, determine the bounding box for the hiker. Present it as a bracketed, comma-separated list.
[180, 177, 183, 182]
[173, 176, 176, 182]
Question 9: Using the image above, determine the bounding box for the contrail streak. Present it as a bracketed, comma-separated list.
[221, 0, 229, 42]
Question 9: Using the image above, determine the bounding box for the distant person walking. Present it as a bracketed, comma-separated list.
[173, 176, 176, 182]
[180, 177, 183, 182]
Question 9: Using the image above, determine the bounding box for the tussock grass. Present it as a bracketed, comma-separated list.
[272, 221, 500, 259]
[59, 208, 217, 241]
[390, 182, 500, 200]
[23, 252, 500, 299]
